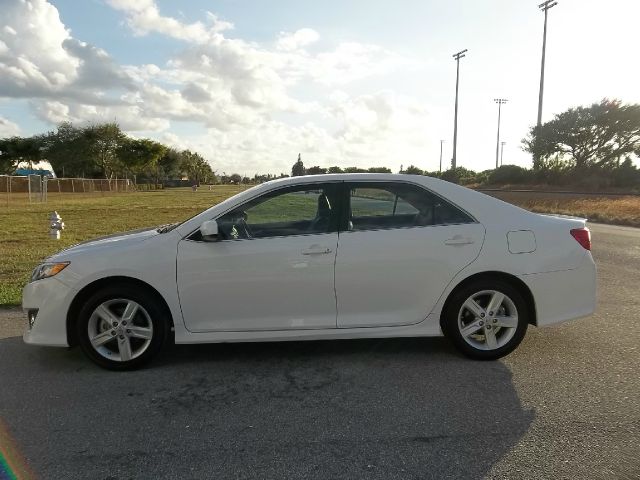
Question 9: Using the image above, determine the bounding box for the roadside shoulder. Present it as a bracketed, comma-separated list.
[0, 307, 24, 339]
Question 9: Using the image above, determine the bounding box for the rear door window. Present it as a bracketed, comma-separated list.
[347, 182, 473, 231]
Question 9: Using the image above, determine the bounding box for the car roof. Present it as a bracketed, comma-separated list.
[261, 173, 435, 185]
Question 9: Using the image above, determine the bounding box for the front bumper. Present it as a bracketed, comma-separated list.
[22, 277, 76, 347]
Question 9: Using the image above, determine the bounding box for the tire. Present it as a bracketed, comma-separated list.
[76, 284, 170, 370]
[442, 279, 529, 360]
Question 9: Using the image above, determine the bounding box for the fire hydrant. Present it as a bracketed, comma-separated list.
[49, 211, 65, 239]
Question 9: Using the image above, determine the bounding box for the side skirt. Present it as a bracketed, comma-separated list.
[174, 314, 442, 344]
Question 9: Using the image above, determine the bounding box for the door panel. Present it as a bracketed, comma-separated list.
[177, 234, 338, 332]
[335, 181, 484, 328]
[335, 224, 484, 328]
[178, 182, 341, 332]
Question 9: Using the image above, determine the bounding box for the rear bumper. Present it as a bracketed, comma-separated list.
[22, 277, 75, 347]
[519, 253, 597, 327]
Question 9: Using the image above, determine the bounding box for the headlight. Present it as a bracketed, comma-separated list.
[30, 262, 70, 282]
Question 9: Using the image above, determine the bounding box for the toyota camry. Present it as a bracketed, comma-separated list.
[23, 174, 597, 369]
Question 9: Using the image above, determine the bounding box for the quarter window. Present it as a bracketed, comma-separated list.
[348, 182, 473, 231]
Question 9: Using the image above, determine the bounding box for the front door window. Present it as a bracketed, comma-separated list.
[217, 184, 340, 239]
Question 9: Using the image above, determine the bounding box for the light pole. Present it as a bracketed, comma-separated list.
[537, 0, 558, 127]
[500, 141, 506, 166]
[494, 98, 508, 169]
[439, 140, 445, 173]
[451, 49, 467, 169]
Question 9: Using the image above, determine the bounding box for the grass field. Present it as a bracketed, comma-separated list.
[523, 197, 640, 227]
[1, 186, 639, 306]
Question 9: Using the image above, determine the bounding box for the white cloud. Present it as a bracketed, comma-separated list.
[0, 0, 79, 95]
[61, 39, 133, 90]
[0, 116, 20, 136]
[205, 12, 235, 33]
[2, 0, 428, 173]
[276, 28, 320, 51]
[32, 100, 170, 132]
[32, 100, 69, 124]
[181, 83, 212, 103]
[112, 0, 416, 88]
[0, 0, 132, 102]
[106, 0, 233, 43]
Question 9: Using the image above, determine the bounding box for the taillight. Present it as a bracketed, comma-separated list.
[570, 228, 591, 251]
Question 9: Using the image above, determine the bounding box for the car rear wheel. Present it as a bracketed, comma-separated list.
[442, 280, 528, 360]
[76, 285, 170, 370]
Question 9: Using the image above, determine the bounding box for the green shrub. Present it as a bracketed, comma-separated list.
[488, 165, 533, 185]
[441, 167, 477, 185]
[610, 159, 640, 189]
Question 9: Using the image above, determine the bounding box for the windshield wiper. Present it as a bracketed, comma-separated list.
[156, 222, 180, 233]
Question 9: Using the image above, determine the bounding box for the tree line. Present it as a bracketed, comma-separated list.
[0, 122, 216, 185]
[291, 154, 392, 177]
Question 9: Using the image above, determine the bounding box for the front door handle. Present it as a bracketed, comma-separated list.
[301, 245, 333, 255]
[444, 236, 474, 246]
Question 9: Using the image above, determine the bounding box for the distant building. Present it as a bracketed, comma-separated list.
[14, 160, 56, 178]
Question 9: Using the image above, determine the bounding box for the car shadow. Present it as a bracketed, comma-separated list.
[0, 336, 534, 479]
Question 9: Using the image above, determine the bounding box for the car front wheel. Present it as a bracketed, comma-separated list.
[442, 280, 529, 360]
[76, 285, 170, 370]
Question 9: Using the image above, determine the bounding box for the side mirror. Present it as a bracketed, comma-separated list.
[200, 219, 219, 241]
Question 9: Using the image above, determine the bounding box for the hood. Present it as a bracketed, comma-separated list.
[51, 227, 160, 259]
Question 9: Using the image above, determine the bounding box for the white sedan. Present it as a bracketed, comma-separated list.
[23, 174, 596, 369]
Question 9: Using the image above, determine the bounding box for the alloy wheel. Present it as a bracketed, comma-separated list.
[457, 290, 519, 351]
[87, 299, 154, 362]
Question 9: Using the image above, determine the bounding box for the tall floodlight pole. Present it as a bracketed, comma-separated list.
[439, 140, 445, 173]
[500, 141, 506, 166]
[537, 0, 558, 126]
[452, 49, 467, 169]
[494, 99, 508, 169]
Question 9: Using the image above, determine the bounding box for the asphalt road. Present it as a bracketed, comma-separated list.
[0, 223, 638, 479]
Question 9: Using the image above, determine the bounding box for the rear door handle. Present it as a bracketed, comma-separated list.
[301, 246, 333, 255]
[444, 236, 474, 246]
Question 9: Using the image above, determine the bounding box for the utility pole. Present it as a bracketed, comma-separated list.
[439, 140, 445, 173]
[500, 141, 506, 166]
[537, 0, 558, 126]
[494, 98, 508, 169]
[451, 49, 467, 169]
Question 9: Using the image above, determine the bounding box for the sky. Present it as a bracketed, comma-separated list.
[0, 0, 639, 176]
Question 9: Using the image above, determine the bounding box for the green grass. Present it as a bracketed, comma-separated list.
[245, 191, 318, 223]
[0, 186, 248, 306]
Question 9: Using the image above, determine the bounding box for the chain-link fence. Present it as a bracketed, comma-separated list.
[1, 175, 134, 206]
[0, 174, 44, 204]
